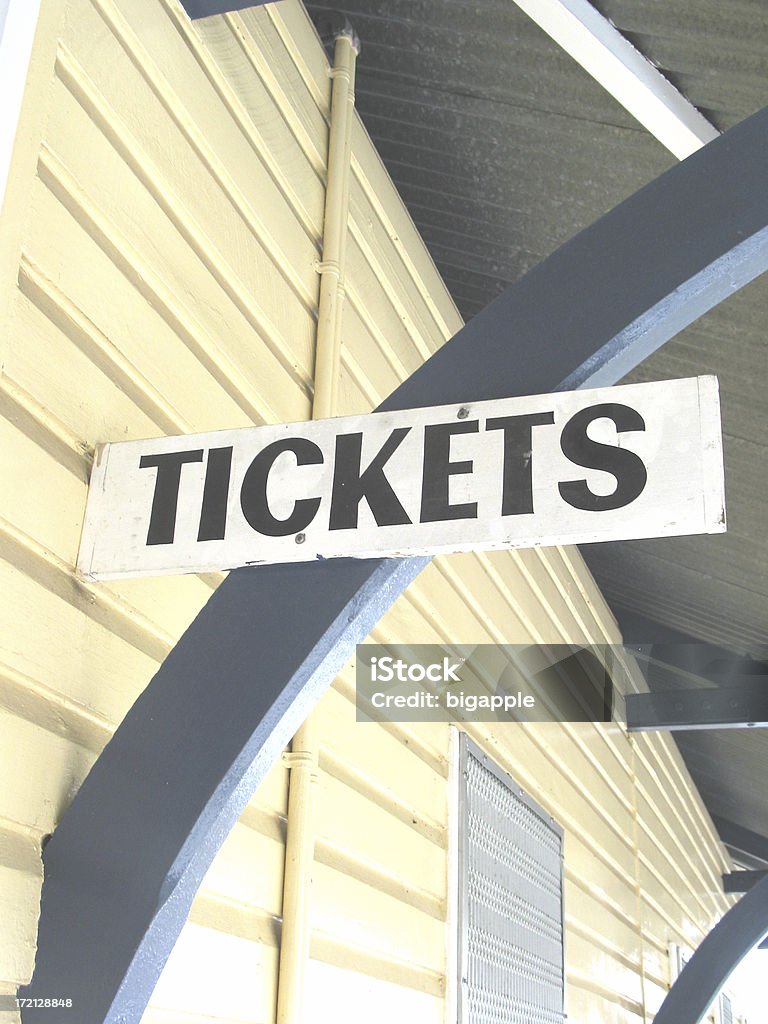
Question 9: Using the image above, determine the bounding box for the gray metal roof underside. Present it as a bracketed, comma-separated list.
[307, 0, 768, 865]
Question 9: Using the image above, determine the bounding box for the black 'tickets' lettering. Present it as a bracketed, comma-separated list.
[486, 412, 555, 515]
[240, 438, 323, 536]
[558, 403, 647, 511]
[197, 447, 233, 541]
[139, 450, 204, 545]
[420, 420, 479, 522]
[329, 428, 412, 530]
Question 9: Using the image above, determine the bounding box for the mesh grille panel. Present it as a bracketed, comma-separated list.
[720, 993, 733, 1024]
[461, 744, 565, 1024]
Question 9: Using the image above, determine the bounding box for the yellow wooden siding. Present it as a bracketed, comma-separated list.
[0, 1, 732, 1023]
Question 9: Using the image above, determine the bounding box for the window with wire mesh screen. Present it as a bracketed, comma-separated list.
[719, 992, 733, 1024]
[458, 735, 565, 1024]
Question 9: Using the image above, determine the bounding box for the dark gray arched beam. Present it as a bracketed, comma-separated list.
[654, 874, 768, 1024]
[21, 108, 768, 1023]
[180, 1, 275, 18]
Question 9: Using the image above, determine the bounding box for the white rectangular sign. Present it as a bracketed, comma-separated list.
[77, 376, 725, 580]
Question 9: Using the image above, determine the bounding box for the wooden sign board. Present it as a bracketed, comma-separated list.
[77, 376, 725, 580]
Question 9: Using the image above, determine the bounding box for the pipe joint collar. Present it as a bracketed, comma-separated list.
[282, 750, 318, 771]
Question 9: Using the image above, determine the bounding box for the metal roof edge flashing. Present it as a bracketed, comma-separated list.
[180, 1, 278, 21]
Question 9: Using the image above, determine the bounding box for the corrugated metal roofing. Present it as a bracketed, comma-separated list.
[591, 0, 768, 131]
[309, 0, 674, 317]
